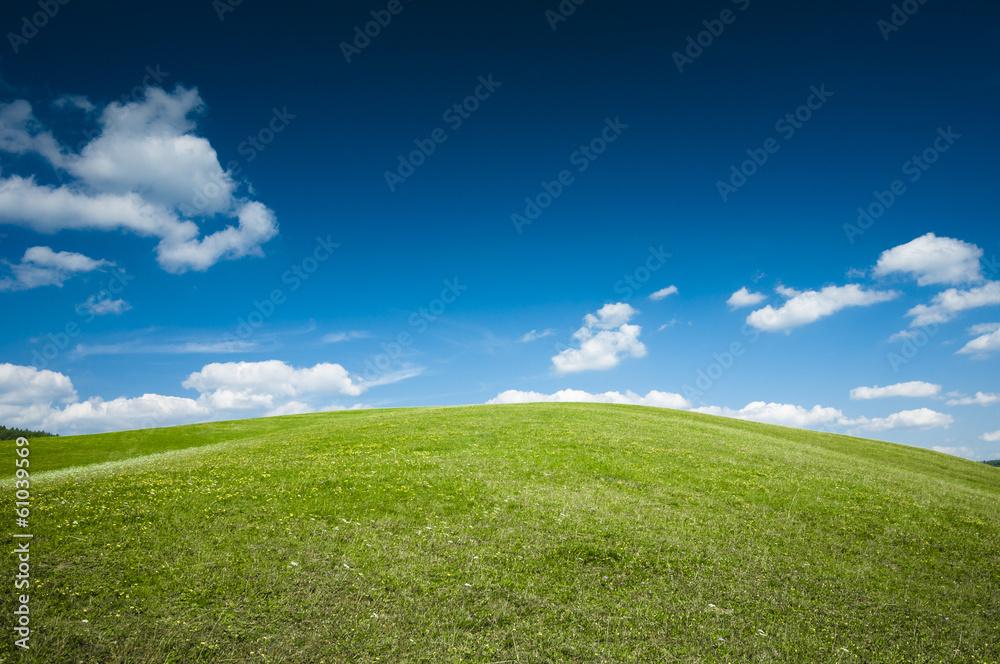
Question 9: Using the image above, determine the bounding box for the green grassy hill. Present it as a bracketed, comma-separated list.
[3, 404, 998, 663]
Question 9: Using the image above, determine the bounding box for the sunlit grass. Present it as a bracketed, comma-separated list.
[2, 404, 998, 662]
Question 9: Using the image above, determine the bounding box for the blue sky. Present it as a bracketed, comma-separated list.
[0, 0, 998, 459]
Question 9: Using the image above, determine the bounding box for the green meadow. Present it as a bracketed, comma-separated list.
[2, 403, 998, 663]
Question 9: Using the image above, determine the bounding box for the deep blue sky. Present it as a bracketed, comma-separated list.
[1, 0, 998, 458]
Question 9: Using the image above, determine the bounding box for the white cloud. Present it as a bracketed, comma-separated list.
[183, 360, 365, 398]
[518, 328, 555, 343]
[849, 408, 953, 433]
[0, 86, 278, 274]
[906, 281, 1000, 327]
[968, 322, 1000, 335]
[322, 331, 369, 343]
[54, 94, 96, 113]
[873, 233, 984, 286]
[0, 99, 65, 166]
[0, 360, 386, 435]
[945, 392, 1000, 407]
[727, 286, 766, 310]
[77, 292, 131, 316]
[43, 394, 209, 434]
[0, 363, 77, 407]
[0, 246, 111, 291]
[932, 446, 978, 460]
[583, 303, 640, 330]
[981, 430, 1000, 442]
[746, 284, 899, 332]
[690, 401, 844, 428]
[488, 388, 690, 409]
[957, 324, 1000, 356]
[849, 381, 941, 400]
[552, 303, 646, 374]
[649, 285, 678, 301]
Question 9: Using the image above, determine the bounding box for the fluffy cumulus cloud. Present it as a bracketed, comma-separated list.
[690, 401, 845, 428]
[648, 285, 678, 301]
[848, 408, 953, 434]
[182, 360, 365, 399]
[727, 286, 766, 310]
[873, 233, 984, 286]
[488, 389, 690, 409]
[0, 86, 278, 274]
[0, 246, 111, 291]
[905, 281, 1000, 327]
[945, 392, 1000, 407]
[552, 303, 646, 374]
[0, 360, 393, 435]
[957, 322, 1000, 355]
[746, 284, 898, 332]
[849, 381, 941, 400]
[980, 430, 1000, 442]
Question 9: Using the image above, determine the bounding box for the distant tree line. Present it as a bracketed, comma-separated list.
[984, 460, 1000, 467]
[0, 426, 56, 440]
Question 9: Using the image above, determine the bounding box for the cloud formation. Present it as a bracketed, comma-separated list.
[957, 322, 1000, 355]
[488, 388, 690, 409]
[945, 392, 999, 407]
[649, 285, 678, 301]
[552, 303, 646, 373]
[690, 401, 845, 428]
[518, 328, 555, 343]
[850, 381, 941, 400]
[0, 360, 391, 435]
[0, 86, 278, 274]
[848, 408, 953, 433]
[905, 281, 1000, 327]
[746, 284, 898, 332]
[873, 233, 983, 286]
[0, 246, 111, 291]
[727, 286, 766, 310]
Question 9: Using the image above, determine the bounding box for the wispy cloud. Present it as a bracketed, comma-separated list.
[649, 285, 678, 301]
[0, 246, 112, 291]
[518, 328, 555, 343]
[322, 331, 369, 343]
[945, 391, 999, 407]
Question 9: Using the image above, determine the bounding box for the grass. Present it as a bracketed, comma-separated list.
[2, 403, 998, 663]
